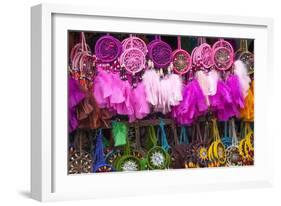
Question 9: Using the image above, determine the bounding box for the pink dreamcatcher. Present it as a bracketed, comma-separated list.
[172, 36, 192, 75]
[212, 38, 234, 71]
[119, 35, 146, 86]
[122, 35, 148, 56]
[70, 32, 96, 82]
[70, 33, 91, 64]
[192, 37, 213, 70]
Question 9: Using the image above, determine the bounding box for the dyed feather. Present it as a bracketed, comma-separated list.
[234, 60, 251, 98]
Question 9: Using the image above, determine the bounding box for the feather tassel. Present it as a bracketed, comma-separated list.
[234, 60, 251, 98]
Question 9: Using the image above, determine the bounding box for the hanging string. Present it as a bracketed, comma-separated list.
[240, 39, 248, 52]
[230, 119, 238, 146]
[159, 118, 170, 151]
[196, 123, 203, 142]
[212, 119, 220, 141]
[179, 126, 189, 144]
[148, 125, 158, 147]
[177, 36, 181, 49]
[224, 121, 228, 138]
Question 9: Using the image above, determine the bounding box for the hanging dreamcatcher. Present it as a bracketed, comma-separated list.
[146, 120, 170, 170]
[130, 126, 148, 170]
[68, 131, 92, 174]
[112, 123, 142, 172]
[92, 129, 115, 173]
[212, 38, 234, 71]
[236, 40, 254, 74]
[170, 126, 189, 169]
[184, 124, 199, 168]
[119, 34, 147, 85]
[95, 34, 122, 63]
[172, 36, 192, 75]
[191, 37, 213, 71]
[239, 122, 254, 165]
[122, 34, 148, 56]
[190, 123, 209, 168]
[225, 119, 243, 166]
[94, 33, 122, 72]
[68, 146, 92, 174]
[70, 32, 91, 64]
[197, 123, 210, 167]
[70, 32, 96, 87]
[208, 119, 226, 167]
[105, 148, 123, 167]
[147, 35, 173, 69]
[114, 138, 142, 172]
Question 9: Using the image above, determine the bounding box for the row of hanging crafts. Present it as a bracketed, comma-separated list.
[69, 119, 254, 173]
[68, 32, 254, 174]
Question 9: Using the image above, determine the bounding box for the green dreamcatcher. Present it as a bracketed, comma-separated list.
[146, 119, 171, 170]
[113, 122, 142, 172]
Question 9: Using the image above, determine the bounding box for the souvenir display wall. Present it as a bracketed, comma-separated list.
[68, 31, 254, 174]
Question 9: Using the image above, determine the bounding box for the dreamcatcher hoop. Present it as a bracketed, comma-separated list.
[148, 35, 172, 69]
[172, 36, 192, 75]
[237, 40, 254, 74]
[120, 35, 146, 75]
[208, 119, 226, 166]
[225, 119, 243, 166]
[95, 34, 122, 63]
[212, 38, 234, 54]
[70, 32, 95, 75]
[68, 131, 92, 174]
[115, 136, 142, 172]
[122, 35, 148, 55]
[212, 38, 234, 71]
[146, 123, 170, 170]
[70, 32, 91, 63]
[192, 123, 209, 167]
[196, 43, 213, 69]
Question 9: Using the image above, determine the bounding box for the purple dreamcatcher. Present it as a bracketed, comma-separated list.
[147, 36, 172, 69]
[212, 38, 234, 71]
[95, 34, 122, 63]
[172, 36, 192, 75]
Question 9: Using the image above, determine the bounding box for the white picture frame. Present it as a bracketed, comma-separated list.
[31, 3, 274, 202]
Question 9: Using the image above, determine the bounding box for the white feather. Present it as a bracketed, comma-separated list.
[234, 60, 251, 98]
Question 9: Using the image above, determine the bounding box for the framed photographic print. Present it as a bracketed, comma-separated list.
[31, 3, 274, 201]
